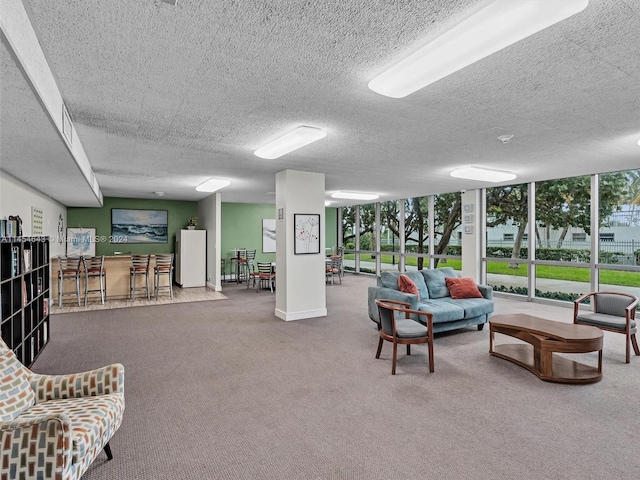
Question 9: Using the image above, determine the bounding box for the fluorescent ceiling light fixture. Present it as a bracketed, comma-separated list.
[450, 166, 516, 183]
[331, 191, 379, 201]
[196, 178, 231, 192]
[254, 126, 327, 159]
[368, 0, 589, 98]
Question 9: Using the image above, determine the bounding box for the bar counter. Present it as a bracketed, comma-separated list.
[51, 255, 163, 303]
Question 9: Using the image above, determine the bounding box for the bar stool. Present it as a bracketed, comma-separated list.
[130, 254, 151, 300]
[82, 255, 106, 305]
[231, 248, 247, 283]
[154, 254, 174, 300]
[57, 256, 81, 307]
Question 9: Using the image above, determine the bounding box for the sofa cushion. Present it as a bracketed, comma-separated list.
[439, 297, 495, 319]
[398, 274, 419, 299]
[380, 271, 401, 290]
[445, 277, 483, 299]
[404, 271, 429, 300]
[0, 350, 35, 422]
[21, 393, 125, 465]
[421, 268, 457, 299]
[417, 300, 465, 324]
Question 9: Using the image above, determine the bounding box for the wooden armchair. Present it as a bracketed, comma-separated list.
[375, 299, 434, 375]
[574, 291, 638, 363]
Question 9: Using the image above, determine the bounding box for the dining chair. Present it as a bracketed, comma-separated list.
[326, 255, 342, 285]
[375, 299, 434, 375]
[57, 256, 82, 307]
[256, 262, 276, 292]
[82, 255, 106, 305]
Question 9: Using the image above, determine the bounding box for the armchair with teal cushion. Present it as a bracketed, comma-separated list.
[0, 337, 125, 480]
[573, 291, 638, 363]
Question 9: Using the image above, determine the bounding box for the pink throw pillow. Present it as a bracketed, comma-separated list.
[398, 274, 420, 300]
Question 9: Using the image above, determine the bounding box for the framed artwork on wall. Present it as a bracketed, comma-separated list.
[111, 209, 168, 244]
[66, 228, 96, 257]
[263, 219, 276, 253]
[294, 214, 320, 254]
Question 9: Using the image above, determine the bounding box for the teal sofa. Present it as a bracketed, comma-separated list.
[368, 268, 494, 333]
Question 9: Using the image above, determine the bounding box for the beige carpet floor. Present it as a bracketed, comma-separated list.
[35, 274, 639, 480]
[52, 285, 227, 313]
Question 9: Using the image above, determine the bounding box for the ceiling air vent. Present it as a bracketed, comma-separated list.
[158, 0, 177, 5]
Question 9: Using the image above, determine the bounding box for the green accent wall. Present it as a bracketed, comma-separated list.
[221, 203, 338, 270]
[68, 197, 197, 256]
[68, 198, 338, 261]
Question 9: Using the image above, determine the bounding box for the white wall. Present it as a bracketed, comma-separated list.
[1, 170, 67, 258]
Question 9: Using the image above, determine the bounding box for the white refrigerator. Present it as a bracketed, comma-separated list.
[175, 229, 206, 287]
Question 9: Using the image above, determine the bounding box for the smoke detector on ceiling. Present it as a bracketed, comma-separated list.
[497, 135, 514, 144]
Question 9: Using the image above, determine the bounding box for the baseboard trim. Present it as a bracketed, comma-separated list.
[206, 281, 222, 292]
[275, 308, 327, 321]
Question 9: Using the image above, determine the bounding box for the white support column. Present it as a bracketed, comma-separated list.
[398, 199, 405, 272]
[528, 182, 536, 301]
[355, 205, 361, 274]
[375, 202, 381, 275]
[461, 190, 482, 282]
[591, 174, 600, 291]
[199, 192, 222, 291]
[275, 170, 327, 321]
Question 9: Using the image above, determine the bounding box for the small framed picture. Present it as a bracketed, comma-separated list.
[464, 225, 473, 235]
[294, 214, 320, 254]
[463, 204, 473, 213]
[463, 214, 473, 224]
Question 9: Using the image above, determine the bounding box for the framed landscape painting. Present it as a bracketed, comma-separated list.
[111, 209, 168, 244]
[262, 219, 276, 253]
[66, 228, 96, 257]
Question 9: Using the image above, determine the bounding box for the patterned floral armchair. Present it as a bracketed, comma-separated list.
[0, 337, 124, 480]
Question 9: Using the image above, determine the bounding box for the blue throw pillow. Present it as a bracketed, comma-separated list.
[421, 268, 457, 299]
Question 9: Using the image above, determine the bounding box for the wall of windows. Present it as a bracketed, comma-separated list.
[340, 168, 639, 306]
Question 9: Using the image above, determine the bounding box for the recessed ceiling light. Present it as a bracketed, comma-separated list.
[254, 126, 327, 159]
[324, 200, 331, 206]
[637, 138, 640, 146]
[196, 178, 231, 192]
[450, 166, 516, 182]
[368, 0, 589, 98]
[331, 191, 379, 201]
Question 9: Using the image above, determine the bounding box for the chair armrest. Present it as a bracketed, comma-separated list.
[30, 363, 124, 403]
[0, 412, 73, 476]
[477, 284, 493, 301]
[368, 287, 419, 324]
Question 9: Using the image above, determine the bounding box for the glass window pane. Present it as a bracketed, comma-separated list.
[535, 265, 590, 302]
[404, 197, 429, 269]
[535, 176, 591, 262]
[341, 206, 355, 273]
[359, 204, 376, 252]
[487, 261, 529, 296]
[599, 169, 640, 267]
[380, 200, 400, 271]
[434, 192, 461, 267]
[486, 184, 529, 265]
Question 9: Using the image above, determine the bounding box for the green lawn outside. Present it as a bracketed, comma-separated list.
[344, 253, 639, 287]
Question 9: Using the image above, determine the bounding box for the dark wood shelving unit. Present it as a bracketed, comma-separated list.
[1, 236, 50, 367]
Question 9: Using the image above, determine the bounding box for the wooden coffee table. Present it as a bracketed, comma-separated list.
[489, 314, 603, 384]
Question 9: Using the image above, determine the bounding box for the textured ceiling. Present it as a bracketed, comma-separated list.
[1, 0, 639, 206]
